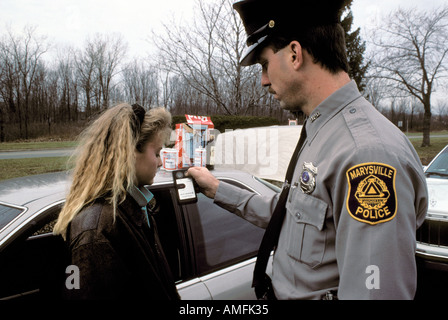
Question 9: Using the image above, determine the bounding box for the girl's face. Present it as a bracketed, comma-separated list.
[134, 133, 164, 187]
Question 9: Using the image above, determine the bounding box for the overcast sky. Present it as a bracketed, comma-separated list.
[1, 0, 447, 60]
[351, 0, 448, 27]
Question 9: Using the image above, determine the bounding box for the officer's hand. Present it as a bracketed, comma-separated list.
[187, 167, 219, 199]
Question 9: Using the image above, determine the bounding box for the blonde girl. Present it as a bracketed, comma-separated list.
[54, 103, 179, 300]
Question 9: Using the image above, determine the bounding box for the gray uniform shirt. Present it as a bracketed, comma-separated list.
[214, 81, 428, 299]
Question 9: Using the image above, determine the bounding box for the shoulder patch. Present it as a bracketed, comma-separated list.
[346, 162, 397, 225]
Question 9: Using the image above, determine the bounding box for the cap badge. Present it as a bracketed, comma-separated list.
[300, 162, 318, 194]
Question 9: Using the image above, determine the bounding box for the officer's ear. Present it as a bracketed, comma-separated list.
[289, 41, 303, 71]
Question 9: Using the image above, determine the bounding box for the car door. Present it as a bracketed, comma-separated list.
[148, 186, 213, 299]
[0, 174, 274, 300]
[181, 180, 267, 299]
[151, 182, 266, 300]
[0, 185, 212, 301]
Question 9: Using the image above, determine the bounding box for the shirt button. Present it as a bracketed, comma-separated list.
[350, 108, 357, 114]
[296, 212, 301, 219]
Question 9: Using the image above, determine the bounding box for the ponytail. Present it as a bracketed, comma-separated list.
[54, 103, 138, 238]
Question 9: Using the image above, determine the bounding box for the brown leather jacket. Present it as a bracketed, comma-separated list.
[64, 195, 179, 300]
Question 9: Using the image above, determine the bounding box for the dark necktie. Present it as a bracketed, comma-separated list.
[252, 122, 307, 299]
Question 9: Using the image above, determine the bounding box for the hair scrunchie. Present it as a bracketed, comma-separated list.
[131, 103, 145, 137]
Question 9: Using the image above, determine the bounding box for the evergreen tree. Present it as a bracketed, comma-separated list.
[341, 0, 369, 92]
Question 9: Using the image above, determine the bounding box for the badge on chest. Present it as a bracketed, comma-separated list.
[300, 162, 318, 194]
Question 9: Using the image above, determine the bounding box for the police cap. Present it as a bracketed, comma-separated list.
[233, 0, 345, 66]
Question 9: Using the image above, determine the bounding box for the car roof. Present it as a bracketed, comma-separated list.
[0, 168, 266, 208]
[0, 171, 71, 207]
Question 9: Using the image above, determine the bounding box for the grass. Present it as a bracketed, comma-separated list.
[405, 130, 448, 137]
[0, 141, 78, 151]
[410, 137, 448, 165]
[0, 132, 447, 181]
[0, 157, 72, 181]
[0, 140, 77, 181]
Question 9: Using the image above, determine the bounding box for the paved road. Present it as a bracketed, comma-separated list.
[0, 133, 446, 160]
[408, 134, 448, 139]
[0, 148, 75, 160]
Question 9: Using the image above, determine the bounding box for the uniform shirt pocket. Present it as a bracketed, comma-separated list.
[285, 190, 328, 268]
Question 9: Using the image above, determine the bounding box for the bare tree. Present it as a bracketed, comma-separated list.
[369, 6, 448, 146]
[74, 40, 97, 116]
[42, 68, 59, 133]
[363, 77, 387, 111]
[435, 101, 448, 120]
[0, 33, 18, 141]
[0, 25, 48, 139]
[56, 47, 78, 122]
[121, 59, 159, 109]
[73, 34, 127, 115]
[152, 0, 262, 115]
[94, 33, 127, 110]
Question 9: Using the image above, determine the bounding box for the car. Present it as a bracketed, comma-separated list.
[414, 144, 448, 299]
[0, 168, 279, 300]
[416, 144, 448, 269]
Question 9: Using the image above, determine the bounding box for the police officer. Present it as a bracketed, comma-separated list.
[188, 0, 428, 299]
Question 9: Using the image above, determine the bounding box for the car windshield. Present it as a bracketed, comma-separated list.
[426, 147, 448, 179]
[0, 204, 26, 231]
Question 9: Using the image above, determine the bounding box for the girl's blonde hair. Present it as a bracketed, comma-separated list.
[53, 103, 171, 238]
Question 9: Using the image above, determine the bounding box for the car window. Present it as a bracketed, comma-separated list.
[0, 203, 66, 300]
[426, 147, 448, 178]
[186, 184, 265, 276]
[254, 176, 282, 191]
[0, 203, 25, 231]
